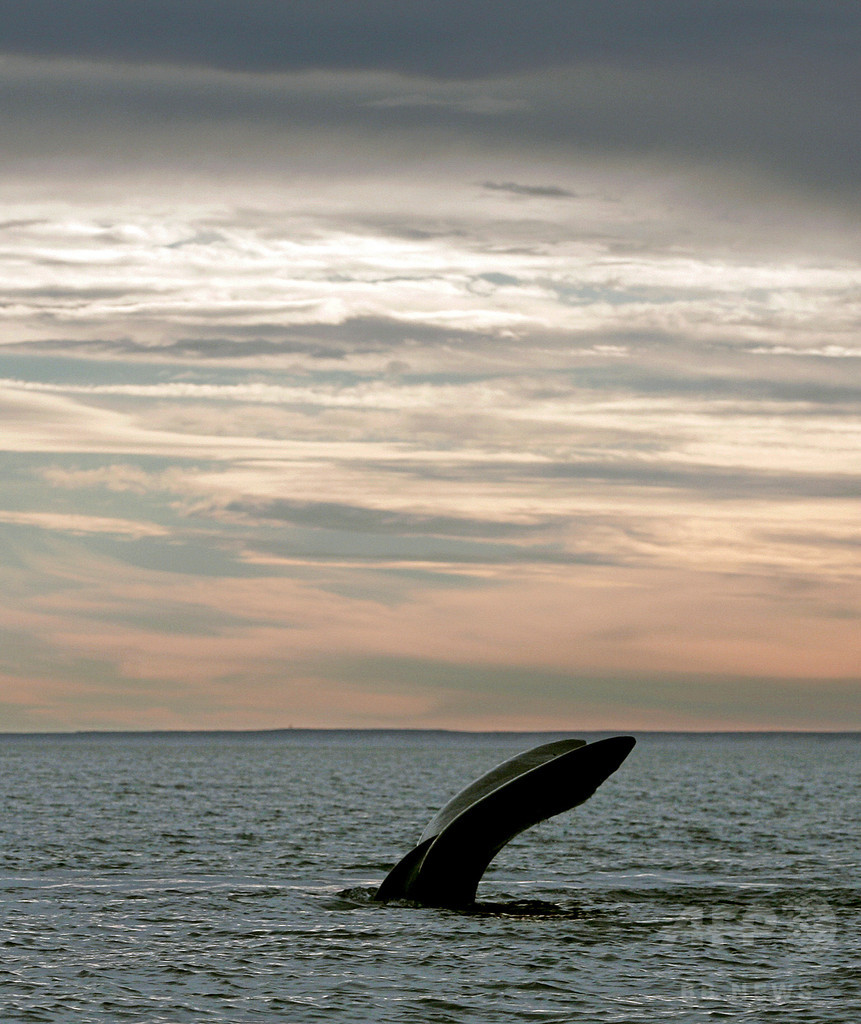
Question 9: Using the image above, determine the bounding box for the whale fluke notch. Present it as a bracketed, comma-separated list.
[374, 735, 635, 907]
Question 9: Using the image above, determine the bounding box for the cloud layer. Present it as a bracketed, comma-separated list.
[1, 4, 859, 731]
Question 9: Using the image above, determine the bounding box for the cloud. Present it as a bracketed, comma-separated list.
[0, 509, 166, 540]
[4, 182, 859, 365]
[482, 182, 576, 199]
[367, 93, 526, 115]
[359, 455, 861, 502]
[1, 2, 860, 730]
[1, 1, 856, 81]
[317, 655, 861, 731]
[38, 463, 190, 495]
[226, 498, 600, 568]
[2, 33, 860, 204]
[229, 498, 552, 539]
[0, 510, 168, 538]
[3, 515, 858, 730]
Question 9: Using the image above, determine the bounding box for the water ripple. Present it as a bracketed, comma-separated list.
[0, 732, 857, 1022]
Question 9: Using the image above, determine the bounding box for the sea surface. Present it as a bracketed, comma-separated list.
[0, 731, 858, 1023]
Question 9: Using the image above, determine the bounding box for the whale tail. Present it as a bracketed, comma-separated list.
[374, 734, 635, 907]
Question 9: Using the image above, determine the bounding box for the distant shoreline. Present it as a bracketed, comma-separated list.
[0, 728, 857, 739]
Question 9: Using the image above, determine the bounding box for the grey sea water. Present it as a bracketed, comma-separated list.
[0, 731, 858, 1023]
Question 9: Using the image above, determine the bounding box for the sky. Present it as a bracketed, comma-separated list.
[1, 1, 859, 732]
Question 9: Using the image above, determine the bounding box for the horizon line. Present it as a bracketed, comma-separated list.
[1, 727, 858, 738]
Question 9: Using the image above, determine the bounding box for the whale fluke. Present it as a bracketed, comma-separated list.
[418, 736, 587, 844]
[375, 735, 635, 907]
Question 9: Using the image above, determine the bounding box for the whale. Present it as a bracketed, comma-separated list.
[374, 734, 635, 907]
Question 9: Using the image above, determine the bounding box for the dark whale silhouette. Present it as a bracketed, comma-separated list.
[375, 734, 636, 907]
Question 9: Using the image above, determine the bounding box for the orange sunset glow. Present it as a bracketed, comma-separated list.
[1, 5, 859, 732]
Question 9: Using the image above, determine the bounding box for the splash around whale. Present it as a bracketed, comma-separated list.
[374, 734, 636, 908]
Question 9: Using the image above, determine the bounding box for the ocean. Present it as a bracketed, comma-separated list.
[1, 731, 857, 1023]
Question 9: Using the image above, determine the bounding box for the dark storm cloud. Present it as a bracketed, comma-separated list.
[2, 6, 859, 199]
[0, 1, 856, 78]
